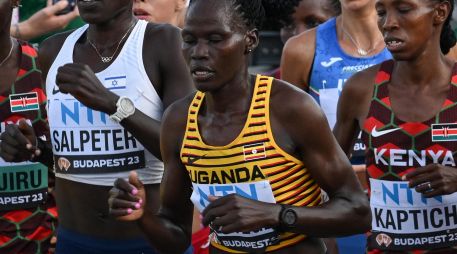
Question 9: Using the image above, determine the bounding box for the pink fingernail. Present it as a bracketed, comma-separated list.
[127, 208, 133, 214]
[138, 199, 143, 204]
[131, 188, 138, 195]
[135, 203, 141, 209]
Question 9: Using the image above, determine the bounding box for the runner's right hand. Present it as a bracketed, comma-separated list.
[0, 119, 39, 162]
[109, 171, 145, 220]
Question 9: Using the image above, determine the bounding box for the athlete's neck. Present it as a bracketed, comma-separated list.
[205, 71, 253, 115]
[86, 14, 137, 48]
[394, 54, 453, 88]
[337, 10, 382, 48]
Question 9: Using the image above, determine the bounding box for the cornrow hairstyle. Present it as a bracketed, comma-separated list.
[189, 0, 304, 30]
[436, 0, 456, 54]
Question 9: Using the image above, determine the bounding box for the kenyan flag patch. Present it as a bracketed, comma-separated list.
[431, 123, 457, 142]
[9, 92, 39, 112]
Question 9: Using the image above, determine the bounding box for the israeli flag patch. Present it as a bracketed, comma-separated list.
[104, 76, 127, 90]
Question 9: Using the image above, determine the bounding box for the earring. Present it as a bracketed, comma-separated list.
[248, 48, 252, 52]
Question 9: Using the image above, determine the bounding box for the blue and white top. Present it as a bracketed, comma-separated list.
[309, 18, 392, 129]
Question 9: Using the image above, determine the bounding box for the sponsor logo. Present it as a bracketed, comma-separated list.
[431, 123, 457, 142]
[57, 157, 71, 171]
[376, 233, 392, 247]
[9, 92, 39, 112]
[320, 57, 343, 67]
[188, 154, 206, 165]
[341, 64, 374, 73]
[371, 126, 401, 137]
[105, 76, 127, 90]
[52, 86, 60, 95]
[243, 143, 266, 161]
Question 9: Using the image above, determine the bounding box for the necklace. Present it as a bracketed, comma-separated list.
[341, 20, 383, 56]
[88, 21, 136, 63]
[0, 38, 14, 67]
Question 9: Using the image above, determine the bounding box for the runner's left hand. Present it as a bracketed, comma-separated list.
[56, 63, 119, 114]
[404, 164, 457, 197]
[202, 194, 281, 234]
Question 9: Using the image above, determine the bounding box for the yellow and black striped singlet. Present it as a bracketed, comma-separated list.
[180, 75, 322, 253]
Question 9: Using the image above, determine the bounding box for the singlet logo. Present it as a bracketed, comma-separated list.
[374, 148, 455, 167]
[105, 76, 127, 90]
[320, 57, 343, 67]
[9, 92, 39, 112]
[189, 165, 266, 185]
[243, 143, 266, 161]
[188, 154, 206, 165]
[371, 126, 401, 137]
[432, 123, 457, 142]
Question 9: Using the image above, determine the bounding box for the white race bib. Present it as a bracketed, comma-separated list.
[369, 179, 457, 250]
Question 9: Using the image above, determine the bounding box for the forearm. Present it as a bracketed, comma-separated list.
[138, 210, 191, 254]
[10, 21, 39, 41]
[288, 193, 371, 237]
[120, 111, 162, 160]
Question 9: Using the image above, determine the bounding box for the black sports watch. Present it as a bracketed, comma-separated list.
[278, 204, 297, 231]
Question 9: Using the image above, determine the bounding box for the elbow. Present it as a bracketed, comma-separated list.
[350, 195, 372, 233]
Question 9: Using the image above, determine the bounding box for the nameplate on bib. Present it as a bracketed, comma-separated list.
[0, 163, 48, 210]
[191, 181, 279, 252]
[369, 179, 457, 250]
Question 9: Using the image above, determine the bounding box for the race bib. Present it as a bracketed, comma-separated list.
[319, 88, 339, 129]
[369, 179, 457, 250]
[191, 180, 280, 252]
[0, 162, 48, 211]
[48, 99, 145, 174]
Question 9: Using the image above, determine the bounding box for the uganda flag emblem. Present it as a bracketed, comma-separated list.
[243, 143, 266, 161]
[431, 123, 457, 142]
[9, 92, 39, 113]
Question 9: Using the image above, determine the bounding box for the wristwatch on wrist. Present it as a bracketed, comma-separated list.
[278, 204, 297, 231]
[109, 96, 135, 123]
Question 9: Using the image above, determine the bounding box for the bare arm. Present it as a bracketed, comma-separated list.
[117, 24, 194, 160]
[280, 29, 316, 91]
[109, 99, 195, 254]
[46, 25, 194, 161]
[198, 81, 371, 238]
[271, 81, 371, 236]
[333, 66, 379, 156]
[11, 0, 79, 41]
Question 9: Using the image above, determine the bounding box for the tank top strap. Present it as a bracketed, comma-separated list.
[315, 18, 337, 54]
[247, 75, 273, 134]
[185, 92, 205, 143]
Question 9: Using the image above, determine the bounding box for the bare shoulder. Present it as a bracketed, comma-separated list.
[270, 78, 322, 121]
[144, 23, 181, 47]
[341, 64, 381, 101]
[39, 30, 74, 74]
[281, 28, 317, 89]
[162, 92, 197, 131]
[282, 28, 316, 65]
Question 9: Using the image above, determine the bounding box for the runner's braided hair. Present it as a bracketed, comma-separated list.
[189, 0, 303, 30]
[434, 0, 456, 54]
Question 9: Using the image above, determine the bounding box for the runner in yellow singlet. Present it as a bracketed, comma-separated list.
[108, 0, 371, 253]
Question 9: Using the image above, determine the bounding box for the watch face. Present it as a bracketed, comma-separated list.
[283, 210, 297, 226]
[120, 97, 135, 113]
